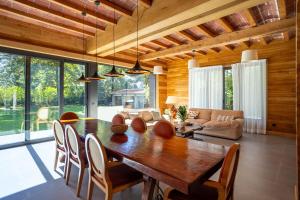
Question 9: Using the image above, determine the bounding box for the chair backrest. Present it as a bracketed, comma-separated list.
[60, 112, 79, 120]
[85, 134, 109, 186]
[131, 117, 147, 133]
[53, 120, 65, 149]
[65, 125, 82, 160]
[218, 143, 240, 199]
[112, 114, 125, 125]
[37, 107, 49, 121]
[152, 120, 175, 138]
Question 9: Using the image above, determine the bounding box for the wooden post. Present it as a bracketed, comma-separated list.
[297, 0, 300, 199]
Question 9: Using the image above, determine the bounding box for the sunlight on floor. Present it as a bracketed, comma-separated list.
[0, 141, 61, 199]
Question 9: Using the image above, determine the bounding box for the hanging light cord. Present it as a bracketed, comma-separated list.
[95, 1, 98, 64]
[136, 0, 139, 61]
[113, 8, 116, 67]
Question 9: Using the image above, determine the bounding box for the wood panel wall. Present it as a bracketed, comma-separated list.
[163, 39, 296, 135]
[157, 74, 168, 113]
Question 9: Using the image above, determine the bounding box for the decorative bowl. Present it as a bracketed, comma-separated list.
[111, 124, 128, 135]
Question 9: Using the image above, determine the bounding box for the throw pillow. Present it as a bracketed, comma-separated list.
[188, 110, 199, 119]
[151, 111, 161, 121]
[139, 111, 153, 122]
[217, 115, 234, 122]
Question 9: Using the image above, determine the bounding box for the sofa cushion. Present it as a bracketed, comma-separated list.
[151, 111, 161, 121]
[204, 120, 240, 129]
[189, 108, 212, 121]
[188, 110, 199, 119]
[186, 118, 208, 125]
[138, 111, 153, 122]
[211, 110, 243, 121]
[216, 115, 234, 122]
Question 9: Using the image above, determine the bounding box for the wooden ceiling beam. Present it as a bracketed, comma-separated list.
[139, 0, 152, 8]
[139, 17, 295, 60]
[277, 0, 287, 19]
[164, 36, 183, 45]
[241, 9, 257, 27]
[140, 44, 159, 51]
[195, 25, 215, 37]
[46, 0, 116, 25]
[12, 0, 103, 31]
[0, 5, 94, 37]
[178, 31, 198, 41]
[0, 37, 161, 70]
[87, 0, 270, 56]
[149, 40, 170, 48]
[97, 0, 133, 17]
[217, 18, 234, 32]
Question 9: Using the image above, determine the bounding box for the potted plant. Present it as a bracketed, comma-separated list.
[177, 105, 188, 126]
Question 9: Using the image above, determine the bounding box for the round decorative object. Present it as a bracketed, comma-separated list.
[111, 124, 128, 135]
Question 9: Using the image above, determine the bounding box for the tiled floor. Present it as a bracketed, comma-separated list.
[0, 133, 296, 200]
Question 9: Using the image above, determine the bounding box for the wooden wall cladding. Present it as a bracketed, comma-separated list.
[296, 1, 299, 197]
[164, 39, 296, 135]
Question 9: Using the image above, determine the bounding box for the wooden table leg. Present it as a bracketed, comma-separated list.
[142, 176, 157, 200]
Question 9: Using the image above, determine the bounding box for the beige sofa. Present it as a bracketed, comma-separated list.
[187, 108, 244, 140]
[120, 110, 162, 127]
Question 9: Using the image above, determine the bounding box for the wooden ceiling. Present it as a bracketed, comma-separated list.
[0, 0, 296, 67]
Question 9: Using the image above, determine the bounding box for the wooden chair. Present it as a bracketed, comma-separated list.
[111, 114, 125, 125]
[53, 120, 67, 178]
[85, 133, 143, 200]
[60, 112, 79, 120]
[131, 117, 147, 133]
[65, 124, 87, 197]
[36, 107, 51, 130]
[153, 120, 176, 139]
[164, 143, 240, 200]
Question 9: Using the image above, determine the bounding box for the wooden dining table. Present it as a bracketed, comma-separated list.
[61, 118, 228, 200]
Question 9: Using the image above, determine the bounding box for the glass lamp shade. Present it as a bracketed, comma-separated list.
[88, 71, 105, 80]
[153, 65, 163, 75]
[165, 96, 178, 105]
[188, 58, 197, 69]
[126, 60, 150, 75]
[104, 65, 124, 77]
[241, 50, 258, 62]
[77, 73, 91, 84]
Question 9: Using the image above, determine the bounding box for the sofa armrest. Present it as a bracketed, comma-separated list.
[235, 118, 244, 125]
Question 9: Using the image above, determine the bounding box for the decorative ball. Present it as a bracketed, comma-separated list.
[111, 124, 128, 135]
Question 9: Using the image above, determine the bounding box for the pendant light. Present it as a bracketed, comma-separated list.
[89, 0, 105, 80]
[104, 7, 124, 77]
[126, 0, 150, 75]
[77, 7, 91, 84]
[188, 50, 197, 69]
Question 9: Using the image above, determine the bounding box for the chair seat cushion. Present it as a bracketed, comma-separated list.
[167, 185, 219, 200]
[108, 164, 143, 189]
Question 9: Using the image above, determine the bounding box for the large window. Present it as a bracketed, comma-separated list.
[97, 65, 156, 121]
[0, 50, 89, 146]
[64, 62, 86, 117]
[0, 53, 25, 144]
[224, 68, 233, 110]
[30, 57, 59, 138]
[98, 65, 156, 109]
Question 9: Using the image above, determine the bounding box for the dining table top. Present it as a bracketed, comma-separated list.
[61, 118, 228, 194]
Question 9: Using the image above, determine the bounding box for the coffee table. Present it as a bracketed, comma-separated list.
[175, 124, 203, 140]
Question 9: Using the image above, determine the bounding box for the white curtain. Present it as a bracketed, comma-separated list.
[189, 66, 223, 109]
[232, 60, 267, 134]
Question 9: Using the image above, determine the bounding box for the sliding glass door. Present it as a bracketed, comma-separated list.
[0, 52, 26, 145]
[64, 62, 86, 118]
[30, 57, 59, 139]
